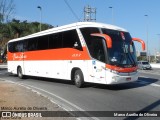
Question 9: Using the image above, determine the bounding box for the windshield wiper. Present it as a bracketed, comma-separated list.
[119, 42, 136, 67]
[128, 52, 136, 66]
[119, 42, 128, 66]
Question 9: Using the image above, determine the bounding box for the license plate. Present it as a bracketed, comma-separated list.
[126, 77, 131, 81]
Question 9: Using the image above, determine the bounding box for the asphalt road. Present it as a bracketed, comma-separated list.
[0, 68, 160, 120]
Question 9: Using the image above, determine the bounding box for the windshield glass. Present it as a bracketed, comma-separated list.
[80, 27, 137, 68]
[142, 62, 149, 65]
[102, 29, 137, 67]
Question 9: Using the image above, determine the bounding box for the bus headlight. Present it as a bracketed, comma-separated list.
[112, 76, 119, 82]
[111, 70, 118, 74]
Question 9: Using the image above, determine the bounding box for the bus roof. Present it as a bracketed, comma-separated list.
[8, 22, 128, 43]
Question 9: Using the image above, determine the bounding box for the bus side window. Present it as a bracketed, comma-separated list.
[48, 33, 63, 49]
[27, 38, 38, 51]
[9, 40, 26, 53]
[16, 41, 23, 52]
[37, 35, 49, 50]
[62, 30, 82, 50]
[8, 42, 14, 53]
[48, 30, 82, 50]
[23, 40, 28, 52]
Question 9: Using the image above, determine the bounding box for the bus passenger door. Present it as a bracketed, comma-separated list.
[89, 39, 107, 84]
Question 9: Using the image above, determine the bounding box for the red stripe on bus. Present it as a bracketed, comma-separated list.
[106, 64, 137, 73]
[7, 47, 91, 61]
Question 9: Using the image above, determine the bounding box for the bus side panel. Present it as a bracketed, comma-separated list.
[7, 52, 24, 75]
[23, 60, 68, 79]
[23, 60, 91, 82]
[8, 61, 24, 74]
[50, 60, 68, 79]
[23, 60, 90, 81]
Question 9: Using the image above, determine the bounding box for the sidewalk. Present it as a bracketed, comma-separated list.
[0, 80, 76, 120]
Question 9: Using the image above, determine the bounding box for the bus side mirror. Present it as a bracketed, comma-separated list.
[132, 38, 146, 51]
[91, 33, 112, 48]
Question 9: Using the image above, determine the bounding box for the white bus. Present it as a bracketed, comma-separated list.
[7, 22, 145, 87]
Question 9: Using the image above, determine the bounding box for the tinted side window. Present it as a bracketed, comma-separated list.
[62, 30, 82, 50]
[37, 35, 49, 50]
[8, 41, 23, 53]
[27, 37, 38, 51]
[16, 41, 23, 52]
[23, 40, 28, 52]
[8, 42, 14, 53]
[48, 33, 63, 49]
[8, 30, 82, 52]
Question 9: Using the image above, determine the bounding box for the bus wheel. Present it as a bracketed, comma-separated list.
[17, 67, 24, 79]
[74, 69, 84, 88]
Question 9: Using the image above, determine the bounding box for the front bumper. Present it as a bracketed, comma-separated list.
[106, 71, 138, 84]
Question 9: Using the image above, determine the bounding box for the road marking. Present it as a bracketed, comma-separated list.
[136, 80, 160, 88]
[0, 78, 99, 120]
[139, 70, 160, 76]
[139, 76, 149, 78]
[150, 83, 160, 87]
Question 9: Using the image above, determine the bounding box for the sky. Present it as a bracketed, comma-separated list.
[13, 0, 160, 55]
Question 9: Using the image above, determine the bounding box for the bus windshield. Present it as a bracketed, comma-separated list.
[102, 29, 137, 68]
[80, 27, 137, 68]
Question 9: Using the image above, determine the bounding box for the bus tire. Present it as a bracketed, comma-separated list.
[17, 66, 24, 79]
[74, 69, 84, 88]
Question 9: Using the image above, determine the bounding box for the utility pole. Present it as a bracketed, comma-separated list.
[157, 34, 160, 53]
[109, 7, 114, 24]
[84, 5, 96, 22]
[37, 6, 42, 31]
[144, 15, 149, 62]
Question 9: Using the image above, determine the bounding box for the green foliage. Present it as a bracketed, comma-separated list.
[0, 19, 53, 40]
[137, 56, 147, 61]
[0, 19, 53, 63]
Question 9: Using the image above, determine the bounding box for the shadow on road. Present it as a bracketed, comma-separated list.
[7, 74, 159, 90]
[23, 75, 74, 85]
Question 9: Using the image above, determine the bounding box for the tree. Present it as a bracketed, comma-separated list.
[0, 0, 15, 23]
